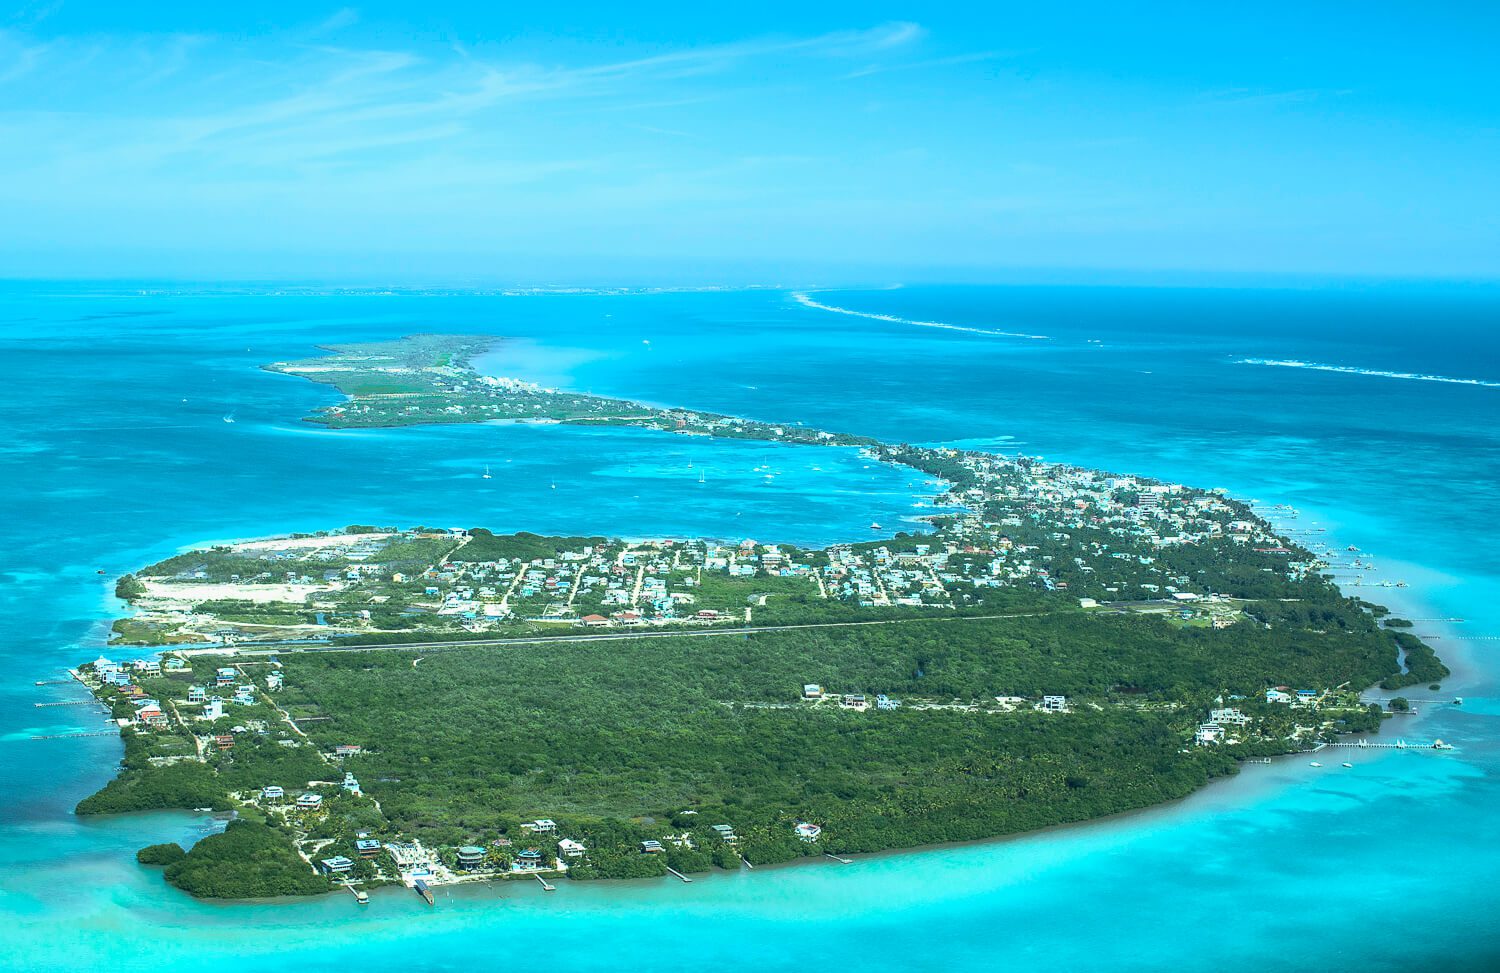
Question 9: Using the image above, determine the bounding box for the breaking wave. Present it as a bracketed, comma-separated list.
[792, 292, 1049, 340]
[1237, 358, 1500, 389]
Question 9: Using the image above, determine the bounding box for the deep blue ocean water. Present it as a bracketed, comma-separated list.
[1, 282, 1497, 971]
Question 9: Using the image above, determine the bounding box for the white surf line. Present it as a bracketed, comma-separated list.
[791, 292, 1049, 340]
[1237, 358, 1500, 389]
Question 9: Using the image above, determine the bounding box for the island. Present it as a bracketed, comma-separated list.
[77, 334, 1446, 900]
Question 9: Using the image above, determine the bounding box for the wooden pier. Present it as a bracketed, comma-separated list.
[823, 853, 853, 864]
[534, 873, 555, 891]
[34, 700, 98, 707]
[665, 866, 693, 883]
[1327, 739, 1453, 751]
[30, 730, 116, 740]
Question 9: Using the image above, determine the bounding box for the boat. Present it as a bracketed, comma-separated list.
[413, 878, 435, 905]
[222, 414, 235, 424]
[481, 465, 492, 479]
[698, 470, 706, 484]
[869, 522, 882, 530]
[1309, 761, 1322, 768]
[1342, 762, 1353, 768]
[1453, 697, 1464, 705]
[1434, 740, 1454, 751]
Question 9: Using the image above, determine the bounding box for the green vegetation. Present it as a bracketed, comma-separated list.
[136, 843, 187, 866]
[162, 821, 330, 898]
[115, 574, 147, 599]
[268, 603, 1398, 868]
[1381, 632, 1451, 689]
[451, 529, 609, 563]
[110, 618, 202, 645]
[77, 750, 230, 815]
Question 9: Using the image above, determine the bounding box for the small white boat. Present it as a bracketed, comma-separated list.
[870, 523, 882, 530]
[482, 465, 492, 479]
[1341, 762, 1353, 768]
[222, 415, 235, 424]
[1309, 761, 1323, 768]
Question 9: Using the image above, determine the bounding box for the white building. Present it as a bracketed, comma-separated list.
[1195, 723, 1224, 745]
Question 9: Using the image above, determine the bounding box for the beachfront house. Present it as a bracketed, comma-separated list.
[794, 822, 823, 842]
[456, 845, 486, 869]
[557, 838, 587, 858]
[319, 856, 354, 875]
[355, 839, 382, 859]
[639, 840, 665, 854]
[710, 824, 738, 843]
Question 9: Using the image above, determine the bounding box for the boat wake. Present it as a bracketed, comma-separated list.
[1237, 358, 1500, 389]
[791, 292, 1049, 340]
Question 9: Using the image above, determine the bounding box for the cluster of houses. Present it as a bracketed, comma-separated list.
[1192, 690, 1333, 746]
[800, 684, 902, 711]
[130, 432, 1315, 646]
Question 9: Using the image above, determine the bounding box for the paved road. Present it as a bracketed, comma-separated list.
[234, 612, 1038, 656]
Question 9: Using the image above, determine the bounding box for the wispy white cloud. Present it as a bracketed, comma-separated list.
[842, 50, 1012, 80]
[0, 18, 942, 174]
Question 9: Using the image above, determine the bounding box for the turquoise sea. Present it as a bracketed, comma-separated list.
[1, 282, 1497, 971]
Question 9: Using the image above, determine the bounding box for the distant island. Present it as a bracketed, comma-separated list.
[80, 334, 1446, 900]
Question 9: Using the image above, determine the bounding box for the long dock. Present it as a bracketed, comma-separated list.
[665, 866, 693, 883]
[34, 700, 98, 707]
[30, 730, 116, 740]
[1327, 739, 1453, 750]
[534, 873, 555, 891]
[824, 853, 853, 864]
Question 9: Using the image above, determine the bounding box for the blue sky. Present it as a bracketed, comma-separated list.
[1, 2, 1497, 282]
